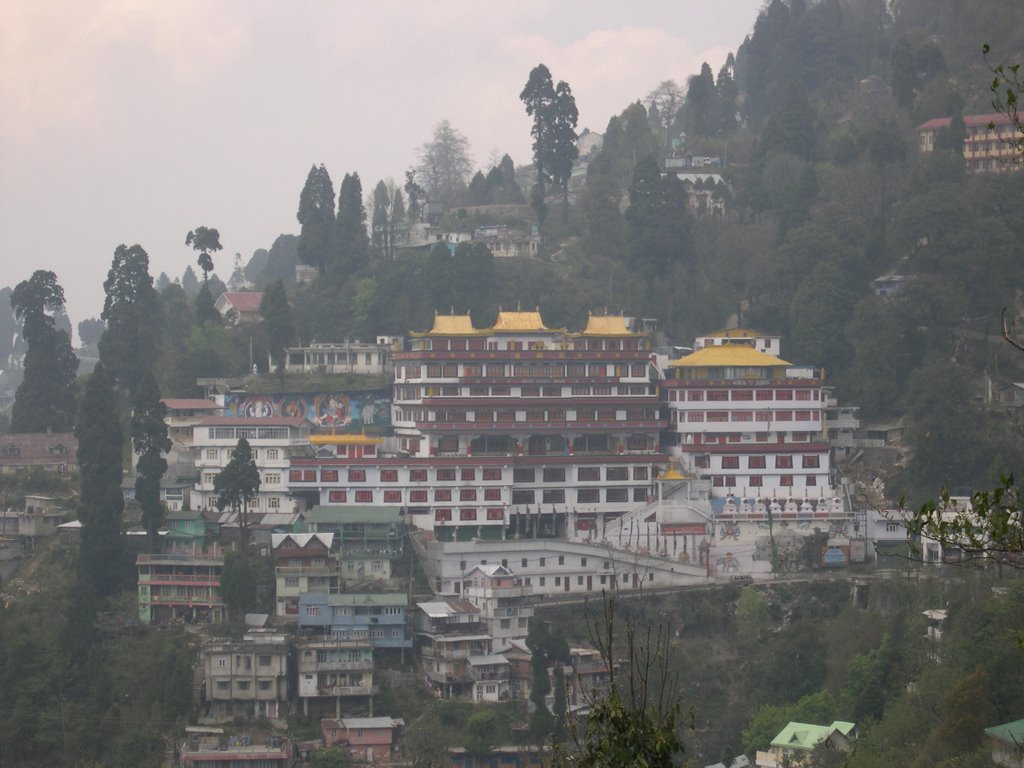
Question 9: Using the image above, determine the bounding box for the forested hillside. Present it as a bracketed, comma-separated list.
[2, 3, 1021, 507]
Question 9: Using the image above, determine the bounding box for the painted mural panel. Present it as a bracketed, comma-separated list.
[223, 390, 391, 432]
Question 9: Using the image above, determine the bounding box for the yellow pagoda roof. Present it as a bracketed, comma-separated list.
[669, 345, 791, 368]
[411, 312, 479, 336]
[574, 313, 644, 337]
[490, 308, 549, 332]
[656, 468, 686, 481]
[309, 434, 385, 446]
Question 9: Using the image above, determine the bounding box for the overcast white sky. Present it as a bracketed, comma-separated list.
[0, 0, 764, 330]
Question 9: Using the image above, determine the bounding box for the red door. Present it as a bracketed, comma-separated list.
[564, 577, 570, 592]
[586, 575, 592, 591]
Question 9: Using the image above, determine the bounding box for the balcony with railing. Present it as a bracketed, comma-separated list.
[298, 658, 374, 674]
[317, 682, 379, 697]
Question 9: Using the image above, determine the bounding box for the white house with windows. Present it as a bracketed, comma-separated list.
[192, 416, 310, 514]
[461, 563, 534, 652]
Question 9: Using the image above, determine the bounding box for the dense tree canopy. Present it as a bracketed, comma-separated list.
[75, 363, 128, 596]
[416, 120, 473, 209]
[259, 279, 294, 372]
[131, 370, 170, 542]
[99, 244, 161, 397]
[214, 437, 261, 548]
[334, 172, 370, 276]
[297, 164, 335, 273]
[9, 271, 79, 433]
[185, 226, 222, 284]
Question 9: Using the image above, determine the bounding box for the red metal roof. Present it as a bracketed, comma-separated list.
[917, 112, 1013, 131]
[220, 292, 264, 313]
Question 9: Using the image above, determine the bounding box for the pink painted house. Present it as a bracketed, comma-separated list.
[320, 717, 403, 764]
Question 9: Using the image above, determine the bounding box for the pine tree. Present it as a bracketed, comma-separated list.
[99, 244, 162, 397]
[10, 271, 79, 433]
[521, 64, 557, 232]
[334, 172, 369, 275]
[549, 80, 579, 221]
[131, 371, 170, 543]
[75, 363, 128, 596]
[259, 280, 294, 372]
[297, 164, 336, 274]
[685, 62, 718, 138]
[371, 180, 392, 258]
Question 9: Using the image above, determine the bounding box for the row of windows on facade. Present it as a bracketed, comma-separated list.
[215, 680, 275, 691]
[208, 427, 292, 441]
[398, 434, 651, 453]
[447, 571, 654, 592]
[205, 448, 281, 462]
[202, 470, 282, 485]
[462, 555, 610, 571]
[683, 432, 820, 445]
[430, 489, 650, 520]
[281, 563, 384, 586]
[711, 475, 821, 487]
[303, 606, 404, 616]
[674, 410, 821, 423]
[324, 486, 647, 509]
[293, 464, 649, 485]
[667, 388, 819, 402]
[397, 407, 660, 423]
[415, 337, 645, 352]
[394, 384, 652, 399]
[696, 454, 821, 469]
[399, 362, 649, 380]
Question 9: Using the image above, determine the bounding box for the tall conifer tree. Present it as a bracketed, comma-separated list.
[10, 271, 79, 433]
[131, 371, 170, 543]
[297, 164, 336, 274]
[99, 244, 161, 397]
[334, 172, 369, 276]
[76, 363, 128, 596]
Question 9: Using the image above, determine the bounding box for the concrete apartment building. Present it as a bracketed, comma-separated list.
[202, 632, 290, 721]
[192, 415, 309, 513]
[295, 637, 377, 717]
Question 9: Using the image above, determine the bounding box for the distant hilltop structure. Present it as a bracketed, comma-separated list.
[916, 112, 1021, 174]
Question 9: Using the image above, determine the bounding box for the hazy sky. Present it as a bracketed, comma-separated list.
[0, 0, 764, 330]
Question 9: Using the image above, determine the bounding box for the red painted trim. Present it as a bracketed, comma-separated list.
[290, 453, 668, 468]
[680, 443, 829, 454]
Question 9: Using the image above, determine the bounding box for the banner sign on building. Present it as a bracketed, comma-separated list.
[223, 390, 392, 432]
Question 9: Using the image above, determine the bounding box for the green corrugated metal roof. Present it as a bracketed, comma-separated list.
[305, 505, 402, 524]
[771, 721, 855, 751]
[986, 719, 1024, 744]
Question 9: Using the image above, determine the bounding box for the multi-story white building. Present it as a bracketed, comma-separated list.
[283, 340, 393, 378]
[461, 563, 534, 652]
[192, 416, 309, 513]
[288, 310, 665, 543]
[662, 332, 832, 500]
[160, 398, 222, 479]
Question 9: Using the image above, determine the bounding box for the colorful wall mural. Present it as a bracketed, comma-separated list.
[223, 390, 392, 432]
